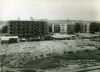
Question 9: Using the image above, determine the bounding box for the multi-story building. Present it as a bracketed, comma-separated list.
[8, 20, 48, 38]
[60, 24, 67, 34]
[54, 24, 60, 33]
[67, 24, 75, 34]
[47, 20, 90, 34]
[7, 20, 92, 39]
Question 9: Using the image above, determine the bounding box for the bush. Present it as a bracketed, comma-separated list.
[9, 38, 18, 43]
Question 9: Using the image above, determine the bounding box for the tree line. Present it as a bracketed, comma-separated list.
[0, 25, 8, 33]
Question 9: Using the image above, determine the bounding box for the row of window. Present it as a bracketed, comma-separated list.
[10, 27, 44, 29]
[10, 24, 45, 27]
[19, 35, 42, 38]
[10, 31, 44, 34]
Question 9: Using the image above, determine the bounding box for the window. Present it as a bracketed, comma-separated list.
[13, 31, 15, 34]
[27, 25, 29, 27]
[22, 28, 25, 31]
[31, 31, 33, 33]
[18, 31, 20, 34]
[42, 28, 44, 30]
[10, 28, 12, 30]
[27, 35, 29, 37]
[18, 25, 20, 27]
[38, 28, 40, 30]
[23, 35, 25, 37]
[38, 31, 40, 33]
[27, 28, 29, 31]
[10, 32, 12, 34]
[10, 25, 12, 27]
[38, 25, 40, 27]
[27, 31, 29, 34]
[18, 28, 20, 30]
[34, 30, 37, 32]
[42, 31, 44, 33]
[31, 28, 33, 30]
[23, 31, 25, 34]
[42, 25, 44, 27]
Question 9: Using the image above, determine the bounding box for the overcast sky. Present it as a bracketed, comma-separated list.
[0, 0, 100, 21]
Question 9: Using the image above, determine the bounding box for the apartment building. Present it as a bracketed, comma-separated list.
[8, 20, 48, 38]
[47, 20, 89, 34]
[7, 20, 91, 39]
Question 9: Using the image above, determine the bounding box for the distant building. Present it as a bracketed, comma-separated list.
[60, 24, 67, 34]
[7, 20, 48, 38]
[7, 20, 96, 39]
[54, 24, 60, 33]
[47, 20, 90, 34]
[67, 24, 75, 34]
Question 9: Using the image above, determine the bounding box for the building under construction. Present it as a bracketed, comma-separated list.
[7, 20, 48, 38]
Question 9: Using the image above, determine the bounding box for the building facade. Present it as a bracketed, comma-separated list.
[60, 24, 67, 34]
[7, 20, 93, 39]
[8, 20, 48, 38]
[47, 20, 90, 34]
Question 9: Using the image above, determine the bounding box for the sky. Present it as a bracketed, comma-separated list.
[0, 0, 100, 21]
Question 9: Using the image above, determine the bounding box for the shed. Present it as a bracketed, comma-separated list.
[0, 36, 19, 44]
